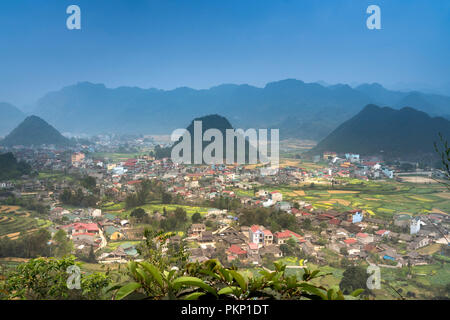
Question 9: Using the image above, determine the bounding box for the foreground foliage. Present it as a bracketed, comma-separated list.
[113, 259, 362, 300]
[1, 256, 111, 300]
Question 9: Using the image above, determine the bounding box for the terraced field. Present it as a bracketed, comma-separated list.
[265, 179, 450, 218]
[0, 206, 52, 239]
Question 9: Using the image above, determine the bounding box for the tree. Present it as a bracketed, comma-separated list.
[339, 266, 369, 295]
[162, 192, 172, 204]
[2, 256, 110, 300]
[87, 245, 96, 263]
[174, 207, 187, 222]
[434, 132, 450, 189]
[53, 229, 73, 257]
[136, 180, 152, 205]
[302, 218, 313, 230]
[130, 208, 147, 222]
[0, 229, 51, 258]
[340, 247, 348, 256]
[399, 163, 414, 172]
[81, 176, 96, 190]
[191, 212, 202, 223]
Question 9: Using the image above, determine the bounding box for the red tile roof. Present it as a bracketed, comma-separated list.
[127, 180, 142, 185]
[227, 245, 247, 255]
[275, 230, 302, 240]
[329, 218, 341, 225]
[63, 222, 99, 232]
[344, 238, 357, 244]
[356, 232, 368, 238]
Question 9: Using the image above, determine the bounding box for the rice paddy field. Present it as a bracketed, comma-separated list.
[101, 201, 211, 219]
[260, 178, 450, 219]
[90, 152, 148, 162]
[0, 206, 52, 240]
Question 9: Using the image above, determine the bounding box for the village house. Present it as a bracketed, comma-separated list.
[259, 245, 283, 258]
[227, 244, 247, 261]
[274, 230, 303, 244]
[189, 223, 206, 237]
[270, 191, 283, 203]
[246, 243, 259, 256]
[348, 209, 363, 223]
[408, 236, 431, 250]
[356, 232, 374, 244]
[248, 225, 273, 246]
[61, 222, 99, 235]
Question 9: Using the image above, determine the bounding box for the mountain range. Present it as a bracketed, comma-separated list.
[2, 79, 450, 141]
[311, 104, 450, 158]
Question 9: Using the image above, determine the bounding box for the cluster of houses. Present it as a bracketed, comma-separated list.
[48, 206, 141, 262]
[179, 205, 449, 268]
[2, 143, 449, 269]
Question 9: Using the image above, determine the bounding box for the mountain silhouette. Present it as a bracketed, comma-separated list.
[311, 105, 450, 158]
[1, 116, 72, 147]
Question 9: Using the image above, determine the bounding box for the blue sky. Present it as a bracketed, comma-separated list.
[0, 0, 449, 106]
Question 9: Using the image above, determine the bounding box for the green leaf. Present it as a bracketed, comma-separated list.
[229, 270, 247, 292]
[128, 261, 138, 277]
[350, 288, 364, 297]
[299, 283, 327, 300]
[182, 292, 206, 300]
[219, 268, 233, 283]
[327, 288, 335, 300]
[140, 262, 164, 288]
[218, 286, 240, 296]
[172, 277, 217, 296]
[135, 268, 148, 284]
[116, 282, 141, 300]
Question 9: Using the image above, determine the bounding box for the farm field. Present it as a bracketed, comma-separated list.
[265, 178, 450, 219]
[102, 201, 212, 218]
[0, 206, 52, 239]
[90, 152, 148, 162]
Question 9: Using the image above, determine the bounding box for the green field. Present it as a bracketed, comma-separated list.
[102, 201, 212, 219]
[0, 206, 52, 238]
[90, 152, 148, 162]
[262, 178, 449, 219]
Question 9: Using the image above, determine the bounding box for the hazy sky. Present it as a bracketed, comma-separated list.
[0, 0, 449, 107]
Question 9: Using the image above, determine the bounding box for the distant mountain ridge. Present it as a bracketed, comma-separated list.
[3, 79, 450, 140]
[0, 102, 25, 136]
[0, 116, 72, 147]
[311, 104, 450, 158]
